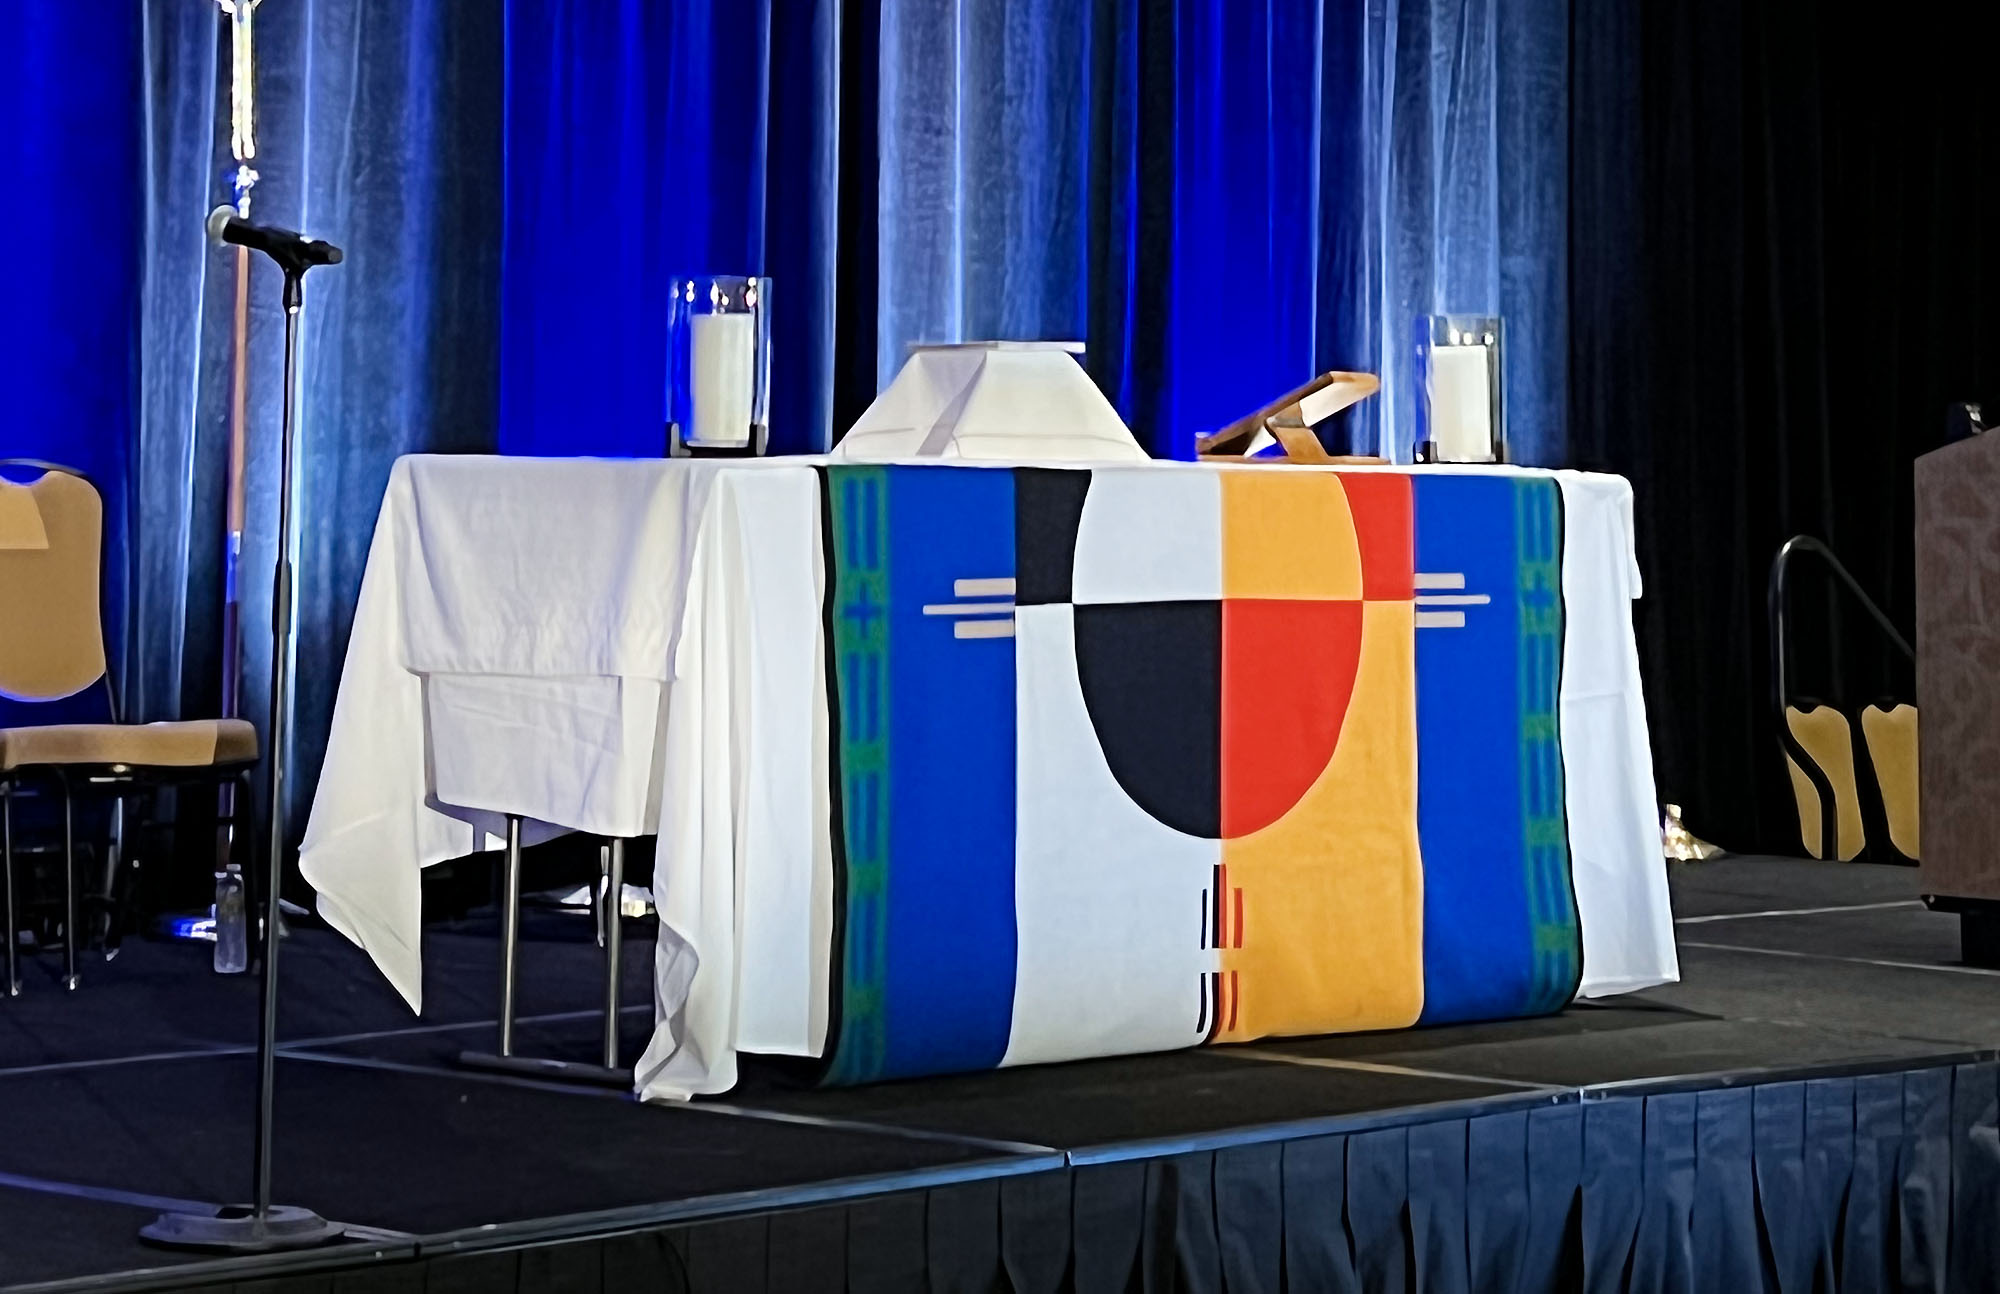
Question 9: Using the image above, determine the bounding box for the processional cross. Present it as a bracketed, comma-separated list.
[214, 0, 266, 844]
[216, 0, 263, 213]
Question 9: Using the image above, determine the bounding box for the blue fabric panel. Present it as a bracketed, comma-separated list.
[685, 1216, 770, 1294]
[1948, 1064, 2000, 1294]
[1347, 1128, 1411, 1294]
[925, 1180, 1001, 1294]
[1214, 1143, 1282, 1294]
[1467, 1110, 1529, 1293]
[1753, 1082, 1811, 1294]
[1072, 1162, 1146, 1294]
[1410, 1119, 1471, 1294]
[1582, 1099, 1642, 1294]
[0, 9, 141, 719]
[499, 1, 840, 457]
[1693, 1089, 1759, 1294]
[1523, 1103, 1584, 1292]
[1848, 1072, 1904, 1294]
[1899, 1068, 1953, 1294]
[766, 1208, 846, 1294]
[1803, 1077, 1853, 1292]
[878, 467, 1018, 1078]
[1282, 1136, 1361, 1294]
[1630, 1093, 1696, 1294]
[999, 1172, 1072, 1294]
[1414, 474, 1573, 1023]
[845, 1192, 928, 1294]
[1140, 1154, 1222, 1294]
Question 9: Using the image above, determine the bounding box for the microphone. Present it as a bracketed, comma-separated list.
[206, 206, 344, 269]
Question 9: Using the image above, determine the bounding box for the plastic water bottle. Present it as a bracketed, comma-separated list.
[214, 867, 248, 974]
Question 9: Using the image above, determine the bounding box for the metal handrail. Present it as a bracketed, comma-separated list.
[1767, 535, 1915, 857]
[1768, 535, 1914, 715]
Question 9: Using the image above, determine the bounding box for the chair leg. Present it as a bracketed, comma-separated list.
[59, 775, 78, 991]
[101, 800, 125, 920]
[235, 772, 267, 969]
[3, 784, 17, 997]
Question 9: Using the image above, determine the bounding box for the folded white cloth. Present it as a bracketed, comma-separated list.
[834, 345, 1150, 462]
[300, 456, 830, 1100]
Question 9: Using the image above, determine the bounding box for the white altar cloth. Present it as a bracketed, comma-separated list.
[301, 455, 1677, 1101]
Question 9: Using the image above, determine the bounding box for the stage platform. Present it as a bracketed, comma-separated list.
[2, 857, 1997, 1293]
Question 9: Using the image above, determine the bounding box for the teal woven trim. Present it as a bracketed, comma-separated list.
[1515, 478, 1580, 1011]
[826, 467, 891, 1084]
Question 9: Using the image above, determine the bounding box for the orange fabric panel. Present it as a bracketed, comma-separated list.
[1216, 600, 1424, 1040]
[1335, 472, 1415, 600]
[1220, 598, 1362, 839]
[1220, 471, 1360, 600]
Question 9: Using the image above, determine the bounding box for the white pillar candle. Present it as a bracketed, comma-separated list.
[1430, 344, 1495, 462]
[689, 311, 756, 448]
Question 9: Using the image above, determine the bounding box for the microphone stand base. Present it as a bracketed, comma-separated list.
[139, 1203, 350, 1254]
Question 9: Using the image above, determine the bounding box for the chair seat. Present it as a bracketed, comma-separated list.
[0, 719, 258, 773]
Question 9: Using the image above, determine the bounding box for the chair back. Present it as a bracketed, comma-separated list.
[0, 464, 107, 702]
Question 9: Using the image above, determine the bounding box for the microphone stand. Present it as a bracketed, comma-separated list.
[143, 250, 354, 1254]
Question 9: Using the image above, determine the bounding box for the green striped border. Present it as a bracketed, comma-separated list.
[1515, 478, 1581, 1011]
[826, 467, 892, 1084]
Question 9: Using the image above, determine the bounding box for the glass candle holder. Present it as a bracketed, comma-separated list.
[667, 275, 771, 457]
[1413, 315, 1504, 464]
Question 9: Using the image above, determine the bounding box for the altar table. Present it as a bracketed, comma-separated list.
[301, 456, 1677, 1100]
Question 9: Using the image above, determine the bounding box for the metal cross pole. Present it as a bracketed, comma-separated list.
[215, 0, 263, 884]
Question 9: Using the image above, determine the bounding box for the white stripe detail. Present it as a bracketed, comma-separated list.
[1414, 611, 1466, 629]
[1219, 1048, 1558, 1092]
[955, 619, 1016, 639]
[954, 578, 1016, 597]
[1413, 594, 1492, 607]
[1679, 941, 2000, 979]
[1414, 572, 1466, 590]
[923, 602, 1017, 617]
[1675, 900, 1924, 925]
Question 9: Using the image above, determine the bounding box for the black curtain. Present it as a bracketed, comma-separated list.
[1572, 3, 1999, 851]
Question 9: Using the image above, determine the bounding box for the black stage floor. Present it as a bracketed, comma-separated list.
[1, 858, 1996, 1292]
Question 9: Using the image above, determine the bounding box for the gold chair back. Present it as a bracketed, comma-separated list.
[0, 468, 107, 702]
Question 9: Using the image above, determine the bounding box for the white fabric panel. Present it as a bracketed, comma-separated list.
[302, 458, 833, 1082]
[633, 475, 747, 1100]
[629, 465, 825, 1099]
[300, 490, 493, 1012]
[1555, 471, 1679, 996]
[1069, 467, 1223, 604]
[835, 348, 1147, 462]
[726, 469, 834, 1059]
[426, 675, 665, 841]
[1004, 604, 1219, 1067]
[394, 454, 726, 678]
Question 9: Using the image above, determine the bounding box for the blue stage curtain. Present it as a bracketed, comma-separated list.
[133, 0, 504, 828]
[874, 0, 1093, 393]
[498, 0, 846, 458]
[880, 0, 1572, 463]
[0, 6, 143, 726]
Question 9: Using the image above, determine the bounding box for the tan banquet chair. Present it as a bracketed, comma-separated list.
[0, 460, 259, 993]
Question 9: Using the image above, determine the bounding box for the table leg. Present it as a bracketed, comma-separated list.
[497, 814, 522, 1057]
[603, 838, 625, 1069]
[457, 818, 631, 1090]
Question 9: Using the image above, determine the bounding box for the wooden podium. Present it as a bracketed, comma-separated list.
[1915, 431, 2000, 965]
